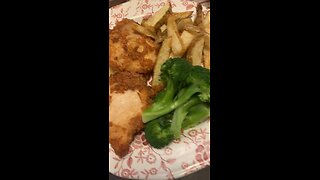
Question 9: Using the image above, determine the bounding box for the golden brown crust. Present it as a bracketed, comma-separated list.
[109, 19, 163, 158]
[110, 71, 148, 93]
[109, 71, 153, 157]
[109, 19, 159, 74]
[109, 71, 154, 107]
[109, 115, 144, 158]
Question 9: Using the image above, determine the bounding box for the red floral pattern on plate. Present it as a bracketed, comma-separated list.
[109, 0, 210, 29]
[109, 120, 210, 179]
[109, 0, 210, 179]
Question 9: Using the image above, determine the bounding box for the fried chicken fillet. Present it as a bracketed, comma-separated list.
[109, 71, 153, 157]
[109, 19, 159, 74]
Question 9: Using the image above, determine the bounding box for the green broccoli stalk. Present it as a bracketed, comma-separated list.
[170, 96, 202, 139]
[182, 103, 210, 130]
[142, 58, 193, 123]
[142, 60, 210, 123]
[144, 102, 210, 148]
[144, 113, 174, 149]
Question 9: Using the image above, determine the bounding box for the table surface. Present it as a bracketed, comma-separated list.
[108, 0, 210, 179]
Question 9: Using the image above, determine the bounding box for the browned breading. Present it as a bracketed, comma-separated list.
[109, 71, 153, 108]
[109, 19, 159, 74]
[109, 19, 160, 158]
[109, 72, 153, 157]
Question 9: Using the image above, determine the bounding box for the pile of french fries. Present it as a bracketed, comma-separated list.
[131, 2, 210, 87]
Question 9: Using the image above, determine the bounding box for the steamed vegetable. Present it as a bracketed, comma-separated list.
[143, 58, 210, 148]
[182, 103, 210, 129]
[142, 58, 210, 123]
[170, 96, 202, 139]
[144, 101, 210, 148]
[144, 113, 174, 149]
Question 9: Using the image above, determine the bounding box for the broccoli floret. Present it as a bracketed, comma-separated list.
[170, 96, 202, 139]
[142, 59, 210, 123]
[182, 103, 210, 130]
[143, 58, 211, 148]
[142, 58, 193, 123]
[144, 102, 210, 148]
[144, 114, 174, 148]
[173, 66, 210, 106]
[185, 66, 210, 102]
[160, 58, 193, 89]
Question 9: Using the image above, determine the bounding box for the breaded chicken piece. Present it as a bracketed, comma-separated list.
[109, 71, 153, 157]
[109, 19, 159, 74]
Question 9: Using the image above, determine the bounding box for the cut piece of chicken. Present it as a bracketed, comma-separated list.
[109, 19, 159, 74]
[109, 90, 144, 157]
[109, 71, 153, 157]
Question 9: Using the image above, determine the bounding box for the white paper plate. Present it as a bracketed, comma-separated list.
[109, 0, 210, 179]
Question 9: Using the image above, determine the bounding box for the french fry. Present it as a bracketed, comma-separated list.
[187, 36, 205, 66]
[154, 13, 170, 30]
[140, 18, 147, 26]
[169, 52, 175, 58]
[167, 15, 184, 56]
[202, 11, 210, 34]
[167, 11, 193, 34]
[183, 24, 204, 36]
[177, 18, 193, 32]
[155, 36, 164, 44]
[203, 34, 210, 69]
[142, 2, 171, 27]
[167, 16, 178, 37]
[171, 11, 193, 20]
[183, 24, 202, 34]
[152, 37, 172, 86]
[202, 10, 210, 69]
[132, 23, 157, 39]
[142, 2, 210, 84]
[171, 31, 184, 56]
[160, 24, 167, 32]
[194, 4, 203, 26]
[155, 29, 167, 44]
[180, 30, 195, 56]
